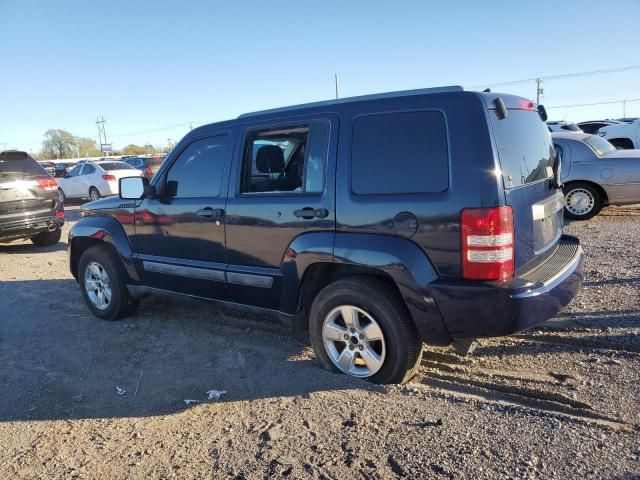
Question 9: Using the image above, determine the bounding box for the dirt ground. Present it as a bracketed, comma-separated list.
[0, 204, 638, 479]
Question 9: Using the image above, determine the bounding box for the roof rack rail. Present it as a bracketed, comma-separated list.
[238, 85, 464, 119]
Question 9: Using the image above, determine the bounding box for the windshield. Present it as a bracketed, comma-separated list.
[0, 153, 47, 177]
[490, 109, 554, 188]
[584, 135, 617, 156]
[99, 162, 134, 171]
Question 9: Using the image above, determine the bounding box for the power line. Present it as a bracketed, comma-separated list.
[546, 98, 640, 109]
[470, 64, 640, 89]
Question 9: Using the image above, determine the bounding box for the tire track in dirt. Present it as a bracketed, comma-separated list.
[417, 355, 632, 432]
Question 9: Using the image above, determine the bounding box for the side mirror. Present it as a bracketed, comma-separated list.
[120, 176, 153, 200]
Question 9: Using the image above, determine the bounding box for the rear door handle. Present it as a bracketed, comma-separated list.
[197, 207, 225, 219]
[294, 207, 329, 219]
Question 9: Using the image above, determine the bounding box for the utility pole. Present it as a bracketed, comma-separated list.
[335, 73, 339, 99]
[96, 116, 108, 157]
[536, 78, 543, 104]
[167, 138, 173, 150]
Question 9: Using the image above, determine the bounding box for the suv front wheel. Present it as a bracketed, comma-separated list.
[78, 245, 139, 321]
[309, 276, 422, 384]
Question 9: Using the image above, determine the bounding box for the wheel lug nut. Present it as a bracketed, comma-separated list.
[343, 334, 350, 340]
[349, 345, 355, 351]
[350, 328, 356, 333]
[358, 345, 364, 351]
[359, 334, 364, 340]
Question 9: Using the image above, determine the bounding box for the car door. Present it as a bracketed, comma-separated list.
[224, 115, 337, 310]
[130, 130, 235, 300]
[60, 164, 83, 197]
[80, 163, 98, 197]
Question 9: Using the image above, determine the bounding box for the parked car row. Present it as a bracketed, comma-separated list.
[547, 118, 640, 150]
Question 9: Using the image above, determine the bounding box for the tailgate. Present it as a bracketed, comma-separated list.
[0, 179, 52, 216]
[487, 102, 562, 270]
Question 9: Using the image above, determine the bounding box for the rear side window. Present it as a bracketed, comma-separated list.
[351, 111, 448, 195]
[82, 164, 96, 175]
[166, 135, 230, 198]
[490, 109, 554, 188]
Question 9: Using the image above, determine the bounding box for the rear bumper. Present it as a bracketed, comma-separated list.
[0, 213, 64, 242]
[429, 235, 583, 339]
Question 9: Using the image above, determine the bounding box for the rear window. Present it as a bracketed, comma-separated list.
[490, 109, 554, 188]
[351, 111, 449, 195]
[99, 162, 134, 171]
[0, 152, 47, 177]
[584, 135, 617, 156]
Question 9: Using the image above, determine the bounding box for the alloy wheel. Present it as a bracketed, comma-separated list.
[322, 305, 386, 378]
[84, 261, 112, 310]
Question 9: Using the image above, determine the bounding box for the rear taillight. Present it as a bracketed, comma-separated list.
[55, 211, 64, 219]
[461, 206, 514, 280]
[37, 177, 58, 191]
[102, 174, 116, 180]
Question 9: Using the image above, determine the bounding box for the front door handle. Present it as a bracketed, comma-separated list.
[197, 207, 225, 219]
[294, 207, 329, 219]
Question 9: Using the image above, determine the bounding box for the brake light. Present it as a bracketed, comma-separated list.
[461, 206, 514, 280]
[55, 211, 64, 219]
[37, 177, 58, 191]
[102, 174, 116, 180]
[518, 100, 535, 110]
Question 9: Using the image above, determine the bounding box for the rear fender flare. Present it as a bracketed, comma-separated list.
[333, 232, 450, 345]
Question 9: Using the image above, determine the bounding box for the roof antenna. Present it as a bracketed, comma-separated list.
[483, 88, 491, 92]
[334, 73, 340, 99]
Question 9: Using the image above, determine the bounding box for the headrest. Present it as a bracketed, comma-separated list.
[256, 145, 284, 173]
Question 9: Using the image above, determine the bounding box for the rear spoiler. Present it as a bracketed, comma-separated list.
[491, 97, 548, 121]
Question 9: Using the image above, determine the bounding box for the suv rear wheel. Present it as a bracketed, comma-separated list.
[30, 227, 61, 246]
[78, 244, 139, 321]
[309, 276, 422, 384]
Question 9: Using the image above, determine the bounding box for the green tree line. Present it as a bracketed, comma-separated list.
[36, 129, 168, 160]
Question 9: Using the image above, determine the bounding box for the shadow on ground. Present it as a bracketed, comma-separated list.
[0, 279, 378, 423]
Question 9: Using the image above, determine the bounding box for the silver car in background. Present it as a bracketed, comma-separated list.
[552, 132, 640, 219]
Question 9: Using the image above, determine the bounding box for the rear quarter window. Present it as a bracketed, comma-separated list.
[351, 110, 449, 195]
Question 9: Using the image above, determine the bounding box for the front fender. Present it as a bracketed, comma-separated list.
[333, 233, 451, 345]
[68, 216, 139, 282]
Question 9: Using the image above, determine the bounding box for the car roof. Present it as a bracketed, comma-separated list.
[551, 132, 592, 141]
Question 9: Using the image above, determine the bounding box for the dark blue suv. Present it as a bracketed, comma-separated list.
[68, 87, 583, 384]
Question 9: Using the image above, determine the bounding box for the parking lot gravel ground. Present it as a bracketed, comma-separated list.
[0, 204, 638, 479]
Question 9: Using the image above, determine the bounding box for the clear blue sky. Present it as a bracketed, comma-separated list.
[1, 0, 639, 153]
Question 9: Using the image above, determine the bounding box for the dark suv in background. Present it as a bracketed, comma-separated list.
[122, 156, 164, 179]
[0, 151, 64, 246]
[68, 87, 583, 384]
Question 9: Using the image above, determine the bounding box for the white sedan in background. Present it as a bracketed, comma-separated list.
[57, 161, 143, 202]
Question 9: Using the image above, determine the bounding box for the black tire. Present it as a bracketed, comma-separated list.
[58, 188, 66, 203]
[30, 227, 62, 246]
[563, 182, 604, 220]
[309, 276, 422, 384]
[89, 187, 101, 201]
[78, 244, 139, 321]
